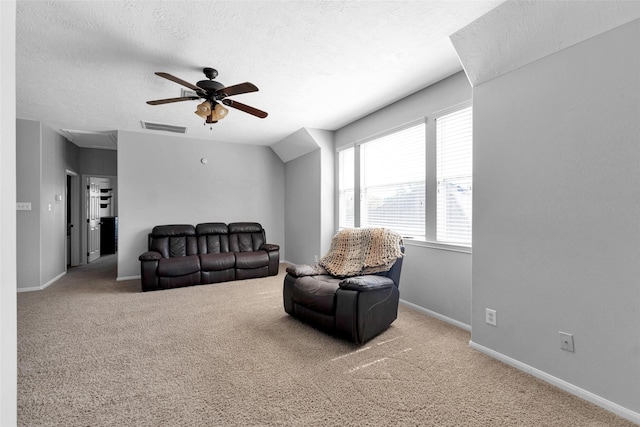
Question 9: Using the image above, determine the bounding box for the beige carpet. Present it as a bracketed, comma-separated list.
[18, 255, 635, 426]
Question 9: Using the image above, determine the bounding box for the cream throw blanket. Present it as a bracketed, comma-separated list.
[319, 228, 403, 277]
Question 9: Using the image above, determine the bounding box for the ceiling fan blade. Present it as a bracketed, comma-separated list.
[154, 72, 202, 92]
[146, 96, 200, 105]
[218, 82, 259, 98]
[222, 99, 268, 118]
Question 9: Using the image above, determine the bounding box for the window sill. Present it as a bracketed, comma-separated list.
[402, 238, 472, 254]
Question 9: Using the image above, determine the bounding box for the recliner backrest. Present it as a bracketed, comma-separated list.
[196, 223, 230, 254]
[148, 224, 198, 259]
[373, 245, 404, 287]
[228, 222, 265, 252]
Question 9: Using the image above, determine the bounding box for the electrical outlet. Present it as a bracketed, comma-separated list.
[486, 308, 497, 326]
[16, 202, 32, 211]
[314, 255, 319, 263]
[559, 332, 574, 352]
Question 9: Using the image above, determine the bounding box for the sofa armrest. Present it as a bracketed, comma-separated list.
[260, 243, 280, 252]
[285, 263, 328, 278]
[339, 275, 395, 291]
[139, 251, 162, 261]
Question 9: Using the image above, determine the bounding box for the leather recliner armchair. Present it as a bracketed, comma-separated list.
[283, 247, 403, 344]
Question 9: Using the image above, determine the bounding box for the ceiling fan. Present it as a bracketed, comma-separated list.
[146, 67, 268, 124]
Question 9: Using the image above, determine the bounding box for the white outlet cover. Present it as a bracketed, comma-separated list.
[486, 308, 497, 326]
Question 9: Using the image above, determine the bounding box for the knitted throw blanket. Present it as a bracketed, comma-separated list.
[319, 228, 403, 277]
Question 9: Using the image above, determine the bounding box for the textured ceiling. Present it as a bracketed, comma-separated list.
[16, 0, 502, 148]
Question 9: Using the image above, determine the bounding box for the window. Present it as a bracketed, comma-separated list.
[359, 123, 425, 239]
[436, 105, 473, 245]
[337, 102, 472, 249]
[338, 147, 355, 229]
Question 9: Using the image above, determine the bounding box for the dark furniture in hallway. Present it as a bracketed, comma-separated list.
[100, 216, 118, 255]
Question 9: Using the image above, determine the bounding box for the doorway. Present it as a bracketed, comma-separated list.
[83, 175, 117, 264]
[66, 170, 81, 267]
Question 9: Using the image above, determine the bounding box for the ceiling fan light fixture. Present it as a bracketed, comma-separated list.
[195, 101, 212, 119]
[214, 103, 229, 120]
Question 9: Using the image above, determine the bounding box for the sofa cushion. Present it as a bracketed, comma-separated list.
[152, 224, 196, 237]
[235, 251, 269, 269]
[196, 223, 230, 254]
[228, 222, 265, 252]
[228, 222, 263, 234]
[291, 275, 341, 315]
[157, 255, 200, 277]
[149, 225, 198, 258]
[200, 252, 235, 271]
[196, 222, 228, 235]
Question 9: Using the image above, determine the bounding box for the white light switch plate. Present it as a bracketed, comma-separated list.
[16, 202, 32, 211]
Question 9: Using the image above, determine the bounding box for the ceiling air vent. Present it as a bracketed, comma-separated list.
[181, 88, 199, 98]
[140, 121, 187, 134]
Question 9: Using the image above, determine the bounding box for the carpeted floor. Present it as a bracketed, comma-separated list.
[17, 255, 635, 426]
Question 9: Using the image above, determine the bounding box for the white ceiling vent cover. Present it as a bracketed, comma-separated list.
[140, 121, 188, 134]
[181, 89, 199, 98]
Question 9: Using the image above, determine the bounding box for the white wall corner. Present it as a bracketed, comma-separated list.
[450, 0, 640, 87]
[305, 128, 334, 151]
[270, 128, 320, 163]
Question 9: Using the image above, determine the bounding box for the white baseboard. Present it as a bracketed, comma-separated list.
[468, 340, 640, 425]
[399, 299, 471, 332]
[17, 271, 66, 293]
[116, 275, 140, 282]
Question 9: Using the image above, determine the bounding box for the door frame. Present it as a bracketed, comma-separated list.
[81, 174, 117, 264]
[65, 170, 81, 267]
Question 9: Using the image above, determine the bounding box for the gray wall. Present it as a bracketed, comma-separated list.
[284, 148, 321, 264]
[79, 147, 117, 176]
[39, 125, 67, 285]
[16, 119, 41, 288]
[335, 71, 474, 327]
[282, 128, 335, 265]
[472, 19, 640, 413]
[116, 130, 285, 279]
[309, 129, 335, 256]
[65, 140, 80, 171]
[16, 119, 68, 290]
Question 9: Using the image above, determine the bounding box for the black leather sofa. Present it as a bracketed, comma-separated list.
[283, 247, 403, 344]
[139, 222, 279, 292]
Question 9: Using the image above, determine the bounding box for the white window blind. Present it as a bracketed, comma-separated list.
[436, 106, 473, 245]
[338, 147, 355, 229]
[360, 122, 425, 239]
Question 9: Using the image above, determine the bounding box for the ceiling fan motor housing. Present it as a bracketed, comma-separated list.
[196, 79, 226, 98]
[203, 67, 218, 80]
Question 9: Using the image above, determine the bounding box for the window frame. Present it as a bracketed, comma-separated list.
[336, 100, 472, 253]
